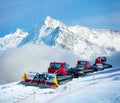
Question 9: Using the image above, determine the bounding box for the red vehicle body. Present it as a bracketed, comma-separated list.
[76, 60, 92, 69]
[48, 62, 73, 84]
[95, 57, 104, 64]
[94, 57, 112, 71]
[48, 62, 69, 75]
[76, 60, 94, 73]
[24, 78, 56, 86]
[48, 62, 84, 78]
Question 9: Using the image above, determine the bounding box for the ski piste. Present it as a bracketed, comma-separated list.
[0, 67, 120, 103]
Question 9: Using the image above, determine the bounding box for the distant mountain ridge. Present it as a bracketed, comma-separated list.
[0, 16, 120, 57]
[0, 29, 28, 51]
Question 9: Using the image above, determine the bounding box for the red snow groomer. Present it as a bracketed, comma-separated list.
[48, 62, 73, 84]
[20, 62, 80, 88]
[75, 60, 94, 74]
[93, 57, 112, 71]
[48, 62, 84, 81]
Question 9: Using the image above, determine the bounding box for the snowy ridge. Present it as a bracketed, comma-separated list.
[0, 29, 28, 50]
[45, 16, 68, 29]
[18, 22, 42, 47]
[0, 16, 120, 58]
[43, 17, 120, 57]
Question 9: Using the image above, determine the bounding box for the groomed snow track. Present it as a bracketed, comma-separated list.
[0, 67, 120, 103]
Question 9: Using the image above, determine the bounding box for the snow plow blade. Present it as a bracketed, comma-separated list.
[20, 72, 58, 88]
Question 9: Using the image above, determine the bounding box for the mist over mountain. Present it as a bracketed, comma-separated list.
[0, 16, 120, 58]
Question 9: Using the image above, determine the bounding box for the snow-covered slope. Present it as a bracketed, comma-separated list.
[0, 29, 28, 51]
[40, 16, 120, 58]
[0, 67, 120, 103]
[0, 16, 120, 58]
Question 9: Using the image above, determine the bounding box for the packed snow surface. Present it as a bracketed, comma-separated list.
[0, 67, 120, 103]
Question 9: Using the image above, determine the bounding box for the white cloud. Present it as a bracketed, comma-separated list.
[0, 43, 120, 84]
[0, 44, 79, 84]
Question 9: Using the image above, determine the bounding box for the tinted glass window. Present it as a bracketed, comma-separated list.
[50, 64, 62, 69]
[78, 61, 86, 65]
[64, 64, 68, 70]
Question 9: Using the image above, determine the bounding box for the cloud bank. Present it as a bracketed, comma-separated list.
[0, 44, 79, 84]
[0, 43, 120, 84]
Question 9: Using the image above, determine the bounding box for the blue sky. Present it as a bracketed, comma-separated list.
[0, 0, 120, 37]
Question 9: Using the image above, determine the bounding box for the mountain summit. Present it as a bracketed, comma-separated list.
[45, 16, 67, 29]
[0, 16, 120, 57]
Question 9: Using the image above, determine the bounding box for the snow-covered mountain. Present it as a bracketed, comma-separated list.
[39, 16, 120, 57]
[0, 16, 120, 57]
[0, 29, 28, 51]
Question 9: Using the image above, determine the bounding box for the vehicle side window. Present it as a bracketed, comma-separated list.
[64, 64, 68, 70]
[78, 61, 86, 65]
[50, 64, 62, 69]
